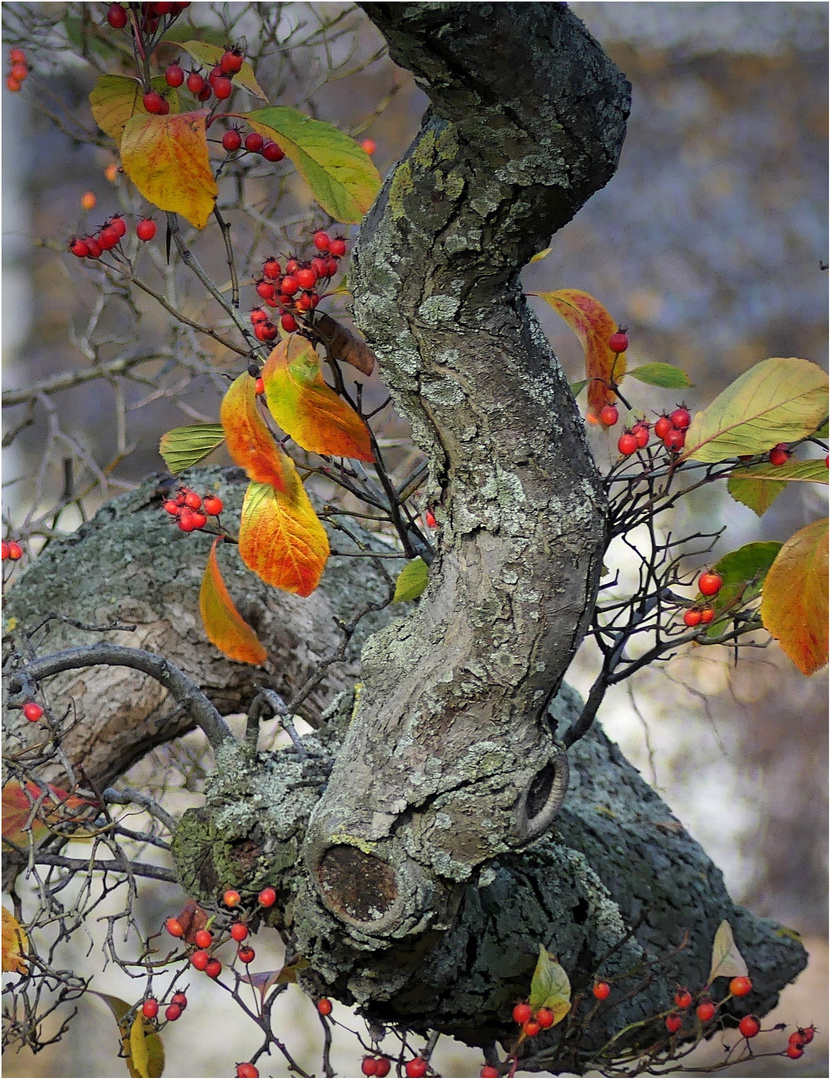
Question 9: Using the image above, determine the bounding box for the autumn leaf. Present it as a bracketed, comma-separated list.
[120, 110, 217, 229]
[89, 74, 179, 147]
[159, 423, 226, 473]
[200, 538, 267, 664]
[760, 517, 828, 675]
[313, 312, 377, 375]
[176, 41, 268, 101]
[2, 780, 93, 849]
[220, 371, 288, 491]
[728, 457, 829, 517]
[242, 106, 381, 222]
[393, 557, 428, 602]
[682, 357, 829, 463]
[262, 337, 373, 461]
[239, 477, 330, 597]
[531, 289, 625, 417]
[90, 993, 166, 1079]
[2, 906, 28, 974]
[707, 920, 748, 985]
[528, 944, 571, 1027]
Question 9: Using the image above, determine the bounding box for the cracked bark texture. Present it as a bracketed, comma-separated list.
[303, 2, 627, 940]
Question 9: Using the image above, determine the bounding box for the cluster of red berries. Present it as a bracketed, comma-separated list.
[2, 540, 23, 561]
[786, 1024, 815, 1060]
[142, 49, 249, 115]
[6, 48, 28, 92]
[682, 569, 722, 627]
[220, 126, 285, 163]
[162, 487, 223, 533]
[611, 405, 691, 456]
[68, 216, 157, 259]
[511, 1000, 557, 1037]
[248, 231, 348, 340]
[361, 1055, 391, 1077]
[107, 2, 191, 36]
[142, 989, 188, 1024]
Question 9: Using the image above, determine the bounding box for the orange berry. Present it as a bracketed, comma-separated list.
[81, 191, 97, 210]
[729, 976, 752, 997]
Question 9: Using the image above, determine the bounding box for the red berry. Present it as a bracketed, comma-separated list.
[768, 443, 790, 466]
[512, 1002, 532, 1025]
[663, 428, 686, 452]
[739, 1015, 760, 1038]
[786, 1044, 804, 1060]
[633, 422, 650, 448]
[523, 1020, 541, 1037]
[536, 1007, 555, 1029]
[182, 490, 202, 509]
[110, 215, 127, 237]
[171, 991, 187, 1010]
[237, 946, 255, 964]
[10, 49, 26, 64]
[296, 291, 316, 311]
[311, 256, 330, 279]
[480, 1069, 499, 1079]
[212, 76, 233, 100]
[198, 84, 211, 102]
[165, 64, 185, 88]
[405, 1058, 428, 1078]
[165, 917, 184, 938]
[361, 1058, 378, 1077]
[330, 237, 347, 257]
[665, 1013, 683, 1034]
[593, 982, 611, 1001]
[230, 922, 248, 942]
[222, 128, 242, 153]
[222, 888, 241, 907]
[699, 607, 715, 624]
[23, 702, 44, 722]
[142, 998, 159, 1019]
[250, 308, 268, 325]
[84, 236, 102, 257]
[190, 509, 209, 530]
[1, 542, 9, 561]
[654, 414, 672, 440]
[683, 609, 702, 628]
[136, 218, 157, 242]
[208, 65, 223, 86]
[254, 322, 278, 342]
[205, 958, 222, 978]
[729, 976, 752, 997]
[186, 70, 205, 94]
[285, 258, 299, 274]
[236, 1065, 259, 1079]
[793, 1026, 815, 1045]
[669, 406, 691, 430]
[7, 541, 23, 561]
[164, 1003, 182, 1022]
[107, 3, 128, 28]
[618, 431, 638, 456]
[256, 279, 276, 301]
[263, 257, 281, 280]
[281, 313, 298, 333]
[599, 404, 619, 427]
[674, 989, 693, 1010]
[261, 141, 284, 162]
[69, 238, 91, 258]
[317, 997, 333, 1016]
[9, 63, 27, 82]
[98, 224, 121, 249]
[280, 275, 299, 296]
[374, 1058, 391, 1079]
[203, 496, 223, 517]
[244, 132, 264, 153]
[327, 256, 340, 278]
[609, 330, 629, 353]
[142, 90, 166, 114]
[425, 509, 438, 529]
[698, 571, 722, 597]
[258, 886, 276, 908]
[313, 230, 331, 253]
[220, 49, 244, 74]
[696, 1000, 716, 1023]
[254, 378, 265, 395]
[190, 949, 210, 970]
[360, 137, 377, 155]
[194, 928, 212, 949]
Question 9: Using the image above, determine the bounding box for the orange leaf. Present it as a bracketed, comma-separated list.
[531, 289, 625, 416]
[200, 539, 267, 664]
[760, 517, 828, 675]
[220, 372, 288, 492]
[2, 906, 28, 975]
[120, 110, 217, 229]
[239, 477, 329, 597]
[2, 781, 92, 848]
[263, 337, 373, 461]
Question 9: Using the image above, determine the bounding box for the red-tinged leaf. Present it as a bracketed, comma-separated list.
[528, 944, 571, 1026]
[682, 357, 829, 463]
[2, 905, 28, 974]
[707, 920, 748, 985]
[2, 781, 94, 848]
[262, 337, 373, 461]
[530, 290, 625, 417]
[175, 40, 268, 101]
[220, 372, 288, 492]
[728, 458, 829, 516]
[242, 106, 381, 222]
[313, 312, 377, 375]
[120, 110, 217, 229]
[173, 899, 210, 945]
[239, 957, 309, 1002]
[200, 538, 267, 665]
[89, 74, 179, 147]
[239, 478, 329, 597]
[760, 517, 828, 675]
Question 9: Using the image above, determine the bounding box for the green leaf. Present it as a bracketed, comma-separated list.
[242, 106, 381, 222]
[626, 363, 693, 389]
[529, 944, 571, 1026]
[701, 542, 782, 636]
[708, 920, 748, 985]
[175, 41, 268, 101]
[682, 357, 829, 463]
[159, 424, 226, 473]
[728, 458, 828, 517]
[569, 379, 589, 398]
[814, 417, 829, 439]
[393, 557, 428, 603]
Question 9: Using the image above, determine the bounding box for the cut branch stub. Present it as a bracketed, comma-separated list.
[303, 3, 629, 940]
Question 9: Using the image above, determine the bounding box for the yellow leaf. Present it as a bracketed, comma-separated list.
[263, 337, 373, 461]
[2, 906, 28, 974]
[530, 289, 624, 417]
[89, 74, 179, 148]
[760, 517, 829, 675]
[129, 1012, 164, 1078]
[220, 372, 288, 491]
[529, 247, 551, 263]
[200, 539, 267, 664]
[393, 557, 428, 602]
[239, 478, 329, 597]
[120, 111, 217, 229]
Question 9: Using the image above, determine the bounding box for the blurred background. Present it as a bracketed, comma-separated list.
[2, 2, 827, 1077]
